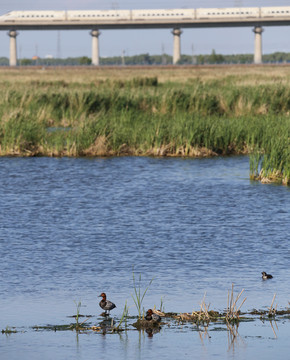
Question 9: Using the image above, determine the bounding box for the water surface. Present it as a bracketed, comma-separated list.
[0, 156, 289, 359]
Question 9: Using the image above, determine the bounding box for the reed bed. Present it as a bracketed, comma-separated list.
[0, 66, 289, 185]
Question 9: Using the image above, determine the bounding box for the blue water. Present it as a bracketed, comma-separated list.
[0, 156, 289, 359]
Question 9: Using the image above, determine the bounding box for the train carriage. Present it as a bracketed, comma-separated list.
[261, 7, 290, 17]
[66, 10, 131, 21]
[196, 7, 260, 19]
[1, 11, 66, 22]
[131, 9, 195, 21]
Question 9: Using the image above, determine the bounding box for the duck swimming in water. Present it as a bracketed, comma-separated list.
[99, 292, 116, 315]
[145, 309, 161, 322]
[262, 271, 273, 280]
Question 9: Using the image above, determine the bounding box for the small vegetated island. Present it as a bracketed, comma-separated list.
[0, 65, 289, 185]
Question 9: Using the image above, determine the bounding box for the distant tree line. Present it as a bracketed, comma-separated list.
[1, 51, 290, 66]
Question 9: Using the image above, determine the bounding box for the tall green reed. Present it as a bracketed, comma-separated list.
[131, 270, 154, 320]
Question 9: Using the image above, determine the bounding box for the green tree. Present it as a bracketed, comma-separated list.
[79, 56, 92, 65]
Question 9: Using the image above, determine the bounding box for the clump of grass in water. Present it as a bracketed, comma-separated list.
[226, 284, 247, 324]
[74, 300, 81, 328]
[177, 293, 219, 324]
[159, 296, 165, 313]
[1, 326, 17, 334]
[131, 270, 154, 320]
[113, 301, 129, 332]
[72, 300, 90, 331]
[267, 294, 277, 318]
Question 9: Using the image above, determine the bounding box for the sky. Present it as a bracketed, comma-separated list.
[0, 0, 290, 59]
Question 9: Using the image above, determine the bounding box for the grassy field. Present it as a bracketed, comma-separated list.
[0, 65, 289, 185]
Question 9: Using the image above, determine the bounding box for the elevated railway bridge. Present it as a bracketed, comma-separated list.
[1, 6, 290, 66]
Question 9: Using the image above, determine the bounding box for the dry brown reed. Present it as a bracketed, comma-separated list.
[268, 294, 278, 317]
[176, 293, 216, 323]
[226, 284, 247, 323]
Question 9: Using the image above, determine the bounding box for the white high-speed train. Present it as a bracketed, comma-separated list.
[1, 7, 290, 22]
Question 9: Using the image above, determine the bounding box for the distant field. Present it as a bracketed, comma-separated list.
[0, 64, 289, 185]
[1, 64, 290, 85]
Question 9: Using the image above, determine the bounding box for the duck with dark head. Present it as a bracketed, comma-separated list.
[262, 271, 273, 280]
[99, 292, 116, 315]
[145, 309, 161, 322]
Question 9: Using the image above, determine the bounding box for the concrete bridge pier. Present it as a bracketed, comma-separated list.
[91, 29, 101, 66]
[172, 28, 182, 64]
[253, 26, 263, 64]
[8, 30, 18, 66]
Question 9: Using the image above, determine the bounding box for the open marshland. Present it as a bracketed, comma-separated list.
[0, 65, 289, 185]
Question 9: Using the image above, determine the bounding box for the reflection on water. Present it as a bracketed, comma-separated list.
[0, 156, 289, 360]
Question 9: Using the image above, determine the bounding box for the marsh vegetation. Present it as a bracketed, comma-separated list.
[0, 66, 289, 185]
